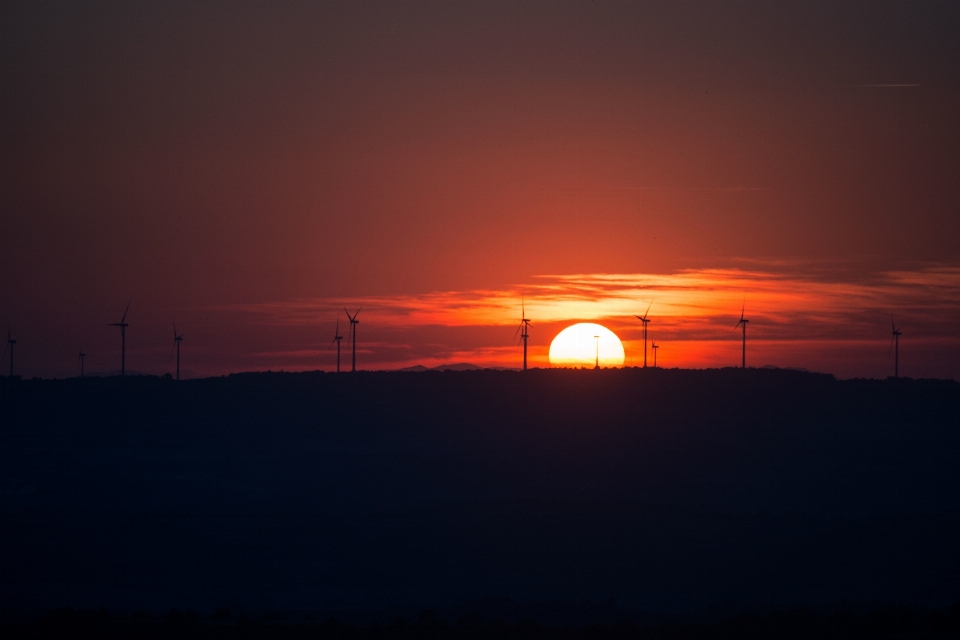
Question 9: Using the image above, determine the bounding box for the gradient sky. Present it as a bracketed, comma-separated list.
[2, 1, 959, 379]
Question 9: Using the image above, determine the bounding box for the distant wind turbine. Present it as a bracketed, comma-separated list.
[4, 326, 15, 377]
[594, 334, 600, 369]
[891, 319, 902, 379]
[108, 302, 131, 376]
[652, 341, 659, 368]
[635, 302, 652, 368]
[345, 308, 361, 372]
[79, 350, 86, 378]
[171, 323, 184, 381]
[735, 302, 749, 369]
[330, 316, 344, 373]
[514, 297, 531, 371]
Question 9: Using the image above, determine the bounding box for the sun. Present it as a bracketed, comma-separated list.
[549, 323, 625, 368]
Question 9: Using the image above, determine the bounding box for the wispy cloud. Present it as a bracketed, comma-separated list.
[215, 264, 960, 378]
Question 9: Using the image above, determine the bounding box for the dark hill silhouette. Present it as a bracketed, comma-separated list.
[1, 369, 958, 618]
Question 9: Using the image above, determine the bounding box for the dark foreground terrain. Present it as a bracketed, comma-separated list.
[4, 604, 960, 639]
[1, 368, 958, 624]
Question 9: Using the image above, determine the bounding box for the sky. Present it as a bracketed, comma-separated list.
[1, 1, 959, 379]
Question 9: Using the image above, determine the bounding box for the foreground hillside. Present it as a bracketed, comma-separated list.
[1, 368, 958, 618]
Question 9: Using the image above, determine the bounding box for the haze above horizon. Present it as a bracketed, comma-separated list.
[2, 2, 958, 380]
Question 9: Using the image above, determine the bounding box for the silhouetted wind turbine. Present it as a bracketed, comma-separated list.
[891, 319, 902, 379]
[108, 302, 130, 376]
[652, 341, 659, 368]
[345, 308, 361, 372]
[594, 334, 600, 369]
[79, 350, 86, 377]
[735, 303, 749, 369]
[4, 326, 15, 377]
[635, 302, 652, 368]
[514, 297, 531, 371]
[330, 316, 343, 373]
[171, 323, 184, 381]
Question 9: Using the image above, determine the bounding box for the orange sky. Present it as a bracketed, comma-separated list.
[2, 2, 959, 379]
[215, 263, 958, 378]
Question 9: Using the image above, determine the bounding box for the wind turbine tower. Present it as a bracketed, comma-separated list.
[172, 324, 184, 381]
[4, 327, 15, 377]
[594, 334, 600, 369]
[79, 350, 86, 377]
[514, 298, 531, 371]
[652, 341, 659, 368]
[330, 317, 343, 373]
[635, 302, 652, 368]
[108, 302, 130, 376]
[345, 308, 361, 372]
[891, 320, 902, 378]
[735, 304, 749, 369]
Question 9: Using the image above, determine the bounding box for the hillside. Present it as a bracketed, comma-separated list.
[1, 368, 958, 617]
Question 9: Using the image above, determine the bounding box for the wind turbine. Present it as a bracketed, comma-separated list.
[891, 319, 902, 379]
[344, 308, 361, 372]
[171, 323, 184, 381]
[735, 303, 749, 369]
[108, 302, 130, 376]
[79, 350, 86, 377]
[330, 316, 343, 373]
[594, 334, 600, 369]
[635, 302, 652, 368]
[514, 297, 531, 371]
[4, 327, 15, 377]
[652, 341, 659, 368]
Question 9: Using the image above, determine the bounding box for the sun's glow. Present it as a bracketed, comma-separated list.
[549, 323, 625, 368]
[228, 266, 959, 377]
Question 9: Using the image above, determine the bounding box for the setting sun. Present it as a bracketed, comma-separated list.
[549, 323, 625, 368]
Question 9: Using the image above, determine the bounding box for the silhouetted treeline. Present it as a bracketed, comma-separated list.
[1, 369, 959, 614]
[3, 603, 960, 639]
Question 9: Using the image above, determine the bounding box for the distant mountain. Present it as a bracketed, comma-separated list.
[762, 365, 811, 373]
[396, 363, 484, 372]
[432, 362, 483, 371]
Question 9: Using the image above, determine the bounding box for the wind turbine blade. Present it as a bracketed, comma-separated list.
[121, 301, 131, 324]
[513, 323, 523, 340]
[643, 301, 652, 320]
